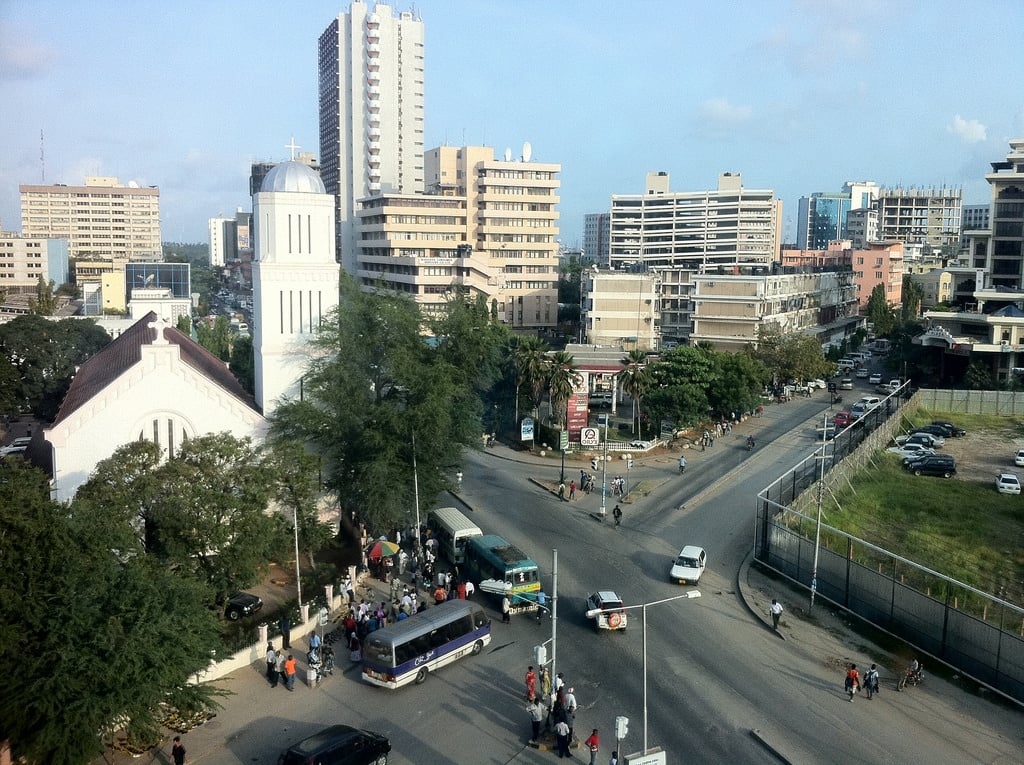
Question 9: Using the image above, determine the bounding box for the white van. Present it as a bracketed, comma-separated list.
[589, 391, 613, 408]
[837, 359, 857, 370]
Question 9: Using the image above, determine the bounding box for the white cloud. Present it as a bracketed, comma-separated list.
[698, 98, 753, 125]
[948, 114, 987, 144]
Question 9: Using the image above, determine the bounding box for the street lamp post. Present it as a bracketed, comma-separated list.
[809, 411, 830, 610]
[599, 413, 610, 518]
[586, 590, 701, 755]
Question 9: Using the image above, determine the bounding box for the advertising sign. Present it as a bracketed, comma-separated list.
[521, 417, 535, 442]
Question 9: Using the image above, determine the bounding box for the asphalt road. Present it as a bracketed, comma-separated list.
[103, 387, 1024, 764]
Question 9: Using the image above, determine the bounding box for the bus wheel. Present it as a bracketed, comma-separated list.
[471, 640, 483, 656]
[415, 666, 429, 684]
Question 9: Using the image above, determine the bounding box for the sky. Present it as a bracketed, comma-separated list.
[1, 0, 1023, 247]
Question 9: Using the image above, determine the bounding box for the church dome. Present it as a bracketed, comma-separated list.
[261, 161, 326, 194]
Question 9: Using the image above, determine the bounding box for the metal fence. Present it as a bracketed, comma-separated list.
[755, 388, 1024, 705]
[916, 388, 1024, 416]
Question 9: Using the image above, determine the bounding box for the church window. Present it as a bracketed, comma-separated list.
[288, 214, 293, 253]
[167, 418, 175, 456]
[298, 290, 304, 333]
[279, 291, 285, 334]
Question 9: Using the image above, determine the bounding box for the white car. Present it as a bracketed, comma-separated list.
[896, 432, 945, 448]
[1014, 449, 1024, 467]
[809, 379, 827, 390]
[887, 444, 935, 460]
[585, 591, 628, 631]
[839, 378, 854, 390]
[995, 473, 1021, 495]
[868, 373, 883, 385]
[0, 436, 31, 456]
[670, 545, 706, 585]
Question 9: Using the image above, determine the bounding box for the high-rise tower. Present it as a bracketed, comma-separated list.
[318, 1, 425, 274]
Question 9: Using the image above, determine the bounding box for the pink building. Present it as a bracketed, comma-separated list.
[781, 240, 903, 309]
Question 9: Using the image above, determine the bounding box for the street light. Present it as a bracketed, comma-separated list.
[586, 590, 701, 756]
[598, 413, 610, 518]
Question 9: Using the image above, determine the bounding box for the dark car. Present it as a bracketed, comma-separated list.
[930, 421, 966, 437]
[903, 454, 956, 478]
[225, 591, 263, 621]
[278, 724, 391, 765]
[916, 424, 954, 439]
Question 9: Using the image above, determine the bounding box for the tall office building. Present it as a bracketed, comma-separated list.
[20, 176, 161, 265]
[583, 213, 610, 265]
[969, 139, 1024, 288]
[318, 2, 425, 274]
[796, 193, 851, 250]
[876, 186, 962, 251]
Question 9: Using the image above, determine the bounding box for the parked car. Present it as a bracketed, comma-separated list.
[850, 403, 868, 419]
[1015, 449, 1024, 467]
[903, 454, 956, 478]
[996, 473, 1021, 495]
[930, 421, 966, 437]
[833, 411, 854, 428]
[916, 424, 955, 440]
[585, 591, 628, 631]
[669, 545, 707, 585]
[278, 724, 391, 765]
[224, 591, 263, 621]
[896, 432, 945, 448]
[809, 378, 827, 389]
[887, 444, 936, 461]
[0, 437, 31, 457]
[839, 378, 854, 390]
[868, 373, 883, 385]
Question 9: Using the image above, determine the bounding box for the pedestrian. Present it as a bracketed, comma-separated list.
[569, 480, 576, 500]
[279, 616, 291, 650]
[585, 729, 600, 765]
[398, 548, 408, 575]
[844, 663, 860, 702]
[344, 575, 354, 605]
[540, 666, 552, 700]
[865, 663, 880, 698]
[526, 696, 544, 742]
[275, 650, 286, 686]
[609, 751, 618, 765]
[502, 594, 512, 623]
[171, 735, 186, 765]
[434, 583, 447, 605]
[554, 718, 571, 759]
[769, 598, 783, 630]
[266, 643, 278, 687]
[525, 665, 537, 701]
[564, 687, 578, 740]
[309, 631, 322, 651]
[465, 580, 475, 599]
[558, 481, 566, 501]
[612, 504, 622, 527]
[284, 654, 297, 691]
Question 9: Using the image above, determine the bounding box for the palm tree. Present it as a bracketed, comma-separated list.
[618, 349, 651, 436]
[511, 336, 550, 424]
[547, 350, 581, 428]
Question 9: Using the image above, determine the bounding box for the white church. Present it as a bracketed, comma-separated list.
[41, 156, 340, 502]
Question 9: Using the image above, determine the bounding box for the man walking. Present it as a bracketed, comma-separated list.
[612, 505, 622, 527]
[502, 594, 512, 623]
[284, 654, 297, 691]
[564, 687, 578, 741]
[569, 480, 576, 500]
[558, 481, 566, 501]
[171, 736, 186, 765]
[769, 598, 783, 630]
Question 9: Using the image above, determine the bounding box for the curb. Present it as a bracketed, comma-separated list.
[736, 549, 785, 640]
[749, 728, 793, 764]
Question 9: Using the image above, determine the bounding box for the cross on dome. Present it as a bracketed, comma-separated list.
[286, 136, 301, 160]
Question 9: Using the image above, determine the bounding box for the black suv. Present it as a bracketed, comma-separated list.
[904, 454, 956, 478]
[930, 421, 966, 437]
[278, 725, 391, 765]
[224, 592, 263, 621]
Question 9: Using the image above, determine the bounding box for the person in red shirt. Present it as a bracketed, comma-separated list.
[584, 729, 600, 765]
[845, 663, 861, 702]
[525, 665, 537, 701]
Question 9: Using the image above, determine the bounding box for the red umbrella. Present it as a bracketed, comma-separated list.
[366, 539, 401, 560]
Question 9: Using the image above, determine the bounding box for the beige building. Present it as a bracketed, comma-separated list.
[583, 269, 661, 350]
[689, 271, 858, 351]
[100, 270, 127, 313]
[0, 232, 69, 292]
[906, 268, 954, 309]
[20, 177, 161, 269]
[354, 145, 561, 330]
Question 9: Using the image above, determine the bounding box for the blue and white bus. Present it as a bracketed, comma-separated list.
[361, 600, 491, 689]
[463, 534, 541, 612]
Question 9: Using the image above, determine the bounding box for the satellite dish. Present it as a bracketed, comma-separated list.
[504, 147, 512, 162]
[522, 141, 532, 162]
[128, 180, 140, 188]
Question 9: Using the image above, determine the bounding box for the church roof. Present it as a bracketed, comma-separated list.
[51, 312, 257, 426]
[261, 160, 326, 194]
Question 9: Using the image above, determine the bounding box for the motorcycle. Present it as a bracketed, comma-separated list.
[896, 662, 923, 690]
[746, 438, 756, 452]
[485, 433, 496, 448]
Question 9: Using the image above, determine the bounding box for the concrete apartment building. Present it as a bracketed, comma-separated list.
[688, 270, 858, 351]
[605, 171, 782, 344]
[876, 186, 962, 251]
[208, 210, 253, 267]
[918, 139, 1024, 383]
[583, 212, 610, 266]
[845, 207, 879, 249]
[582, 270, 660, 350]
[318, 1, 425, 274]
[356, 146, 561, 329]
[780, 240, 904, 309]
[20, 177, 161, 271]
[0, 232, 69, 294]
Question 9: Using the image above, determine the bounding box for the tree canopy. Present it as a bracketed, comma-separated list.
[271, 275, 499, 533]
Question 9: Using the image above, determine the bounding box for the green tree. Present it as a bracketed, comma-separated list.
[271, 274, 484, 533]
[147, 434, 285, 599]
[547, 350, 580, 428]
[902, 276, 925, 322]
[644, 346, 717, 428]
[965, 360, 996, 390]
[1, 458, 223, 765]
[512, 336, 551, 421]
[707, 352, 770, 417]
[428, 290, 508, 396]
[265, 441, 334, 569]
[866, 284, 897, 335]
[28, 274, 58, 315]
[618, 349, 651, 435]
[750, 326, 833, 384]
[229, 333, 255, 394]
[0, 315, 110, 418]
[176, 314, 192, 335]
[196, 315, 232, 360]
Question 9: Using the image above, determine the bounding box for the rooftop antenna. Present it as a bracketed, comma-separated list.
[40, 129, 45, 183]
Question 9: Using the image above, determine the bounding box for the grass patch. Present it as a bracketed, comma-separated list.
[822, 454, 1024, 607]
[903, 408, 1024, 435]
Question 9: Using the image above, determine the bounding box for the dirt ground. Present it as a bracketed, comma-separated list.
[935, 424, 1023, 484]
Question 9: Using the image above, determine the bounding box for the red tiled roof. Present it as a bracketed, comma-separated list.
[51, 312, 257, 426]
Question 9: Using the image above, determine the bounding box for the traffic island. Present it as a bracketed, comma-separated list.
[527, 729, 579, 752]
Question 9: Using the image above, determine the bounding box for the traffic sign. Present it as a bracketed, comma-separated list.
[559, 430, 569, 450]
[318, 607, 329, 626]
[580, 427, 600, 447]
